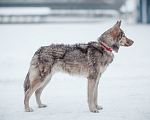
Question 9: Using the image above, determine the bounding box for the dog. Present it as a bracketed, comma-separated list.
[24, 21, 134, 113]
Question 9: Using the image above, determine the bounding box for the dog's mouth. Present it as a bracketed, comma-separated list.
[124, 39, 134, 47]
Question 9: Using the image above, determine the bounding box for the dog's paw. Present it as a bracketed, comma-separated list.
[39, 104, 47, 108]
[90, 109, 99, 113]
[96, 106, 103, 110]
[25, 107, 33, 112]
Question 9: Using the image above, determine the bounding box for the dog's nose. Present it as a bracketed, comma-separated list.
[130, 40, 134, 45]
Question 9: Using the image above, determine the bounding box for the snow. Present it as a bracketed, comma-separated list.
[0, 20, 150, 120]
[0, 7, 51, 15]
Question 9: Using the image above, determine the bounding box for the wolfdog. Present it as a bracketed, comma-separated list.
[24, 21, 134, 113]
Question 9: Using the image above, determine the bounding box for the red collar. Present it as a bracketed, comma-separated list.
[99, 42, 112, 52]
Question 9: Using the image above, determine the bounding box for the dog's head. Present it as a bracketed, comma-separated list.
[98, 21, 134, 53]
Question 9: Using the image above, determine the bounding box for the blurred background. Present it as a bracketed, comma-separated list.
[0, 0, 149, 24]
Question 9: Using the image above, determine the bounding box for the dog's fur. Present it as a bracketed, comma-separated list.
[24, 21, 134, 113]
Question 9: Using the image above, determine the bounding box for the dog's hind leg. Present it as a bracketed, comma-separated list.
[24, 67, 47, 112]
[35, 73, 52, 108]
[24, 76, 43, 112]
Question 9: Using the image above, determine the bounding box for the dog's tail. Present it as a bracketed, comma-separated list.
[24, 72, 30, 93]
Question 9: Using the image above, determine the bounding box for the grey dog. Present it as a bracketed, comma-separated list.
[24, 21, 134, 113]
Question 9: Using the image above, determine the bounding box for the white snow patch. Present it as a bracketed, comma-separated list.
[0, 7, 51, 15]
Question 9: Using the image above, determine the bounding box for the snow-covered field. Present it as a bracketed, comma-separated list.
[0, 20, 150, 120]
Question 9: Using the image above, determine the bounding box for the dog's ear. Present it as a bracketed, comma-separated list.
[118, 20, 122, 27]
[115, 20, 121, 27]
[112, 21, 121, 38]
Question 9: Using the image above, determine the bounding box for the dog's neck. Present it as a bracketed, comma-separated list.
[99, 42, 112, 52]
[97, 36, 114, 52]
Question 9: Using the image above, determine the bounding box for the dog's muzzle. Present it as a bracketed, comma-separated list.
[125, 38, 134, 47]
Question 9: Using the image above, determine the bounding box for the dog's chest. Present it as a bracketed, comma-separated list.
[100, 65, 107, 74]
[97, 51, 114, 75]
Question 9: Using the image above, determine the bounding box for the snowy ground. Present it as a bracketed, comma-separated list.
[0, 20, 150, 120]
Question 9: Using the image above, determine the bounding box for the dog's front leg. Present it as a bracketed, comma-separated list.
[94, 79, 103, 110]
[87, 77, 99, 113]
[87, 48, 99, 113]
